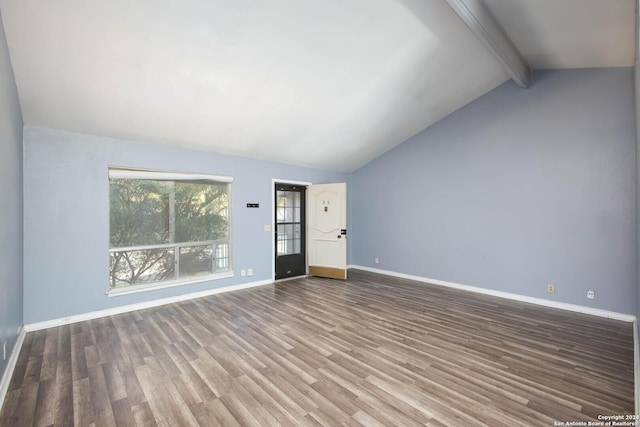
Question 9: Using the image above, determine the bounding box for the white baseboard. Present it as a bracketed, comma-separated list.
[0, 326, 26, 415]
[348, 265, 636, 323]
[25, 279, 273, 332]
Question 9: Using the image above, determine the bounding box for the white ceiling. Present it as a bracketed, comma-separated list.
[0, 0, 635, 172]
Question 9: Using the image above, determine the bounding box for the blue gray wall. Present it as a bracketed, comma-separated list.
[0, 10, 23, 379]
[23, 127, 349, 324]
[352, 68, 636, 314]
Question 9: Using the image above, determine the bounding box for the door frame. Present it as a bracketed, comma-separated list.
[271, 178, 312, 280]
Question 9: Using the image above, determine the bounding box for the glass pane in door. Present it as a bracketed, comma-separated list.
[275, 183, 306, 279]
[277, 205, 302, 255]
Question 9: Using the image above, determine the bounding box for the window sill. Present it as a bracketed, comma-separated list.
[106, 271, 234, 297]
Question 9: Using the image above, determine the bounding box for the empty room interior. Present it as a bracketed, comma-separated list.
[1, 0, 639, 425]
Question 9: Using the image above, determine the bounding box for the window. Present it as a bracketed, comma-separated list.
[108, 168, 232, 293]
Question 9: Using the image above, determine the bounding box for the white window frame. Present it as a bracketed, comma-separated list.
[107, 167, 233, 297]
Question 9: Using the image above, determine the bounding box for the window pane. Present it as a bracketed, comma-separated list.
[179, 245, 213, 278]
[109, 179, 171, 247]
[276, 191, 301, 224]
[277, 235, 287, 256]
[174, 181, 228, 242]
[215, 243, 230, 272]
[277, 224, 301, 255]
[285, 224, 294, 240]
[292, 224, 301, 254]
[277, 191, 288, 223]
[284, 207, 293, 222]
[109, 248, 175, 287]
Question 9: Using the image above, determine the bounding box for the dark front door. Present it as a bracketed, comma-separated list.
[275, 183, 306, 280]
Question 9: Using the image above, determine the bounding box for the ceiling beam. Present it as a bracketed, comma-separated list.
[446, 0, 530, 88]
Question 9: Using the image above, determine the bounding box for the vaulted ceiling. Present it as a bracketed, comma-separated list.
[0, 0, 635, 172]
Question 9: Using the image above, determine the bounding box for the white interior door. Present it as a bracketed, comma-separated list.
[307, 183, 347, 279]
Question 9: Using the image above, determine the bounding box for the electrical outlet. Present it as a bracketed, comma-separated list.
[241, 269, 246, 277]
[587, 290, 595, 300]
[247, 268, 253, 277]
[375, 258, 379, 264]
[547, 284, 555, 294]
[3, 341, 6, 361]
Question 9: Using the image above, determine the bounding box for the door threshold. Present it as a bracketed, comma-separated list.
[275, 275, 309, 283]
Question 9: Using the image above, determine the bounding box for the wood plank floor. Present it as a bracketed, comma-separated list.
[0, 269, 634, 426]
